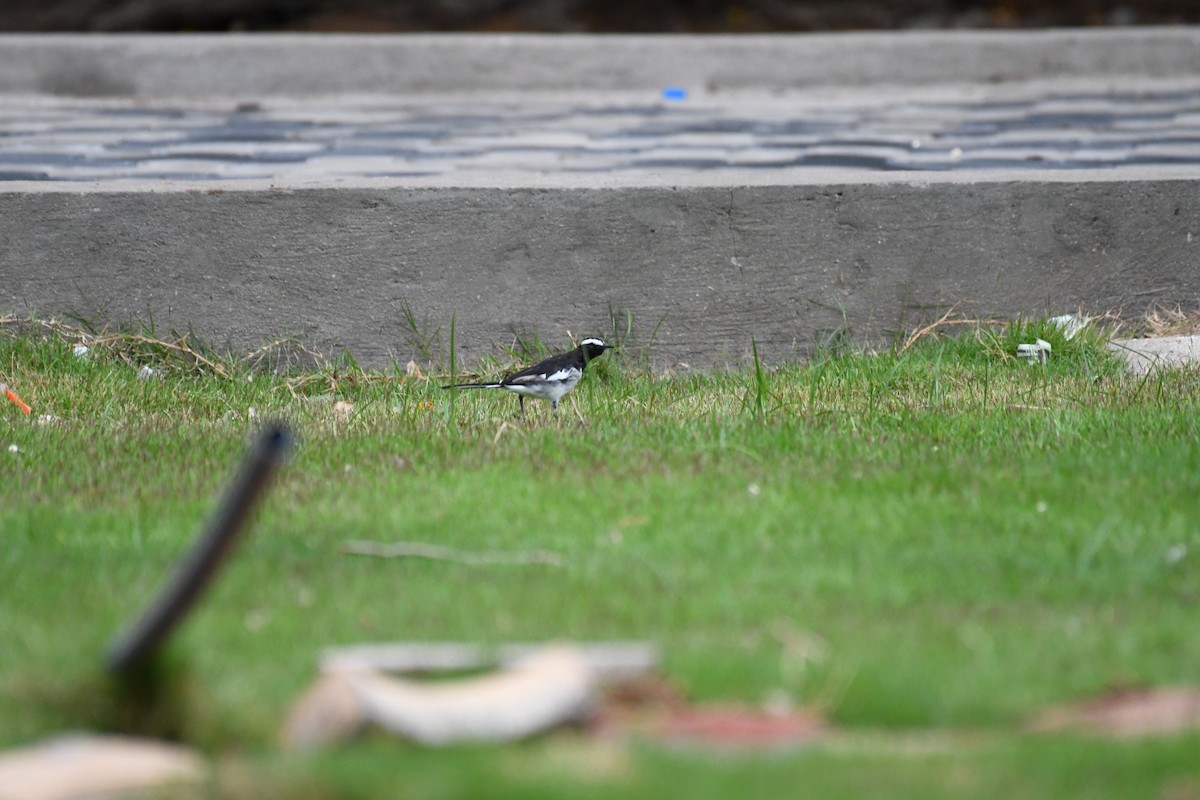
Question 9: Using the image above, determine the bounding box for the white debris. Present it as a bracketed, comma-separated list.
[284, 646, 600, 749]
[247, 406, 259, 420]
[351, 646, 594, 746]
[320, 641, 659, 684]
[72, 344, 89, 359]
[244, 608, 269, 632]
[7, 444, 17, 454]
[1017, 339, 1052, 364]
[136, 365, 159, 381]
[281, 671, 368, 749]
[35, 414, 60, 427]
[1048, 314, 1090, 341]
[0, 734, 205, 800]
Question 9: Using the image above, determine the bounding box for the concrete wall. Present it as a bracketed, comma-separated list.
[5, 173, 1198, 367]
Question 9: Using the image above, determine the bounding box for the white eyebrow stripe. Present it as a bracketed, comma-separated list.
[580, 338, 606, 347]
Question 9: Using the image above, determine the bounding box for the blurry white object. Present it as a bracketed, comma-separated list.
[0, 734, 204, 800]
[284, 646, 596, 748]
[1048, 314, 1089, 341]
[285, 641, 660, 749]
[1017, 339, 1052, 364]
[354, 646, 594, 745]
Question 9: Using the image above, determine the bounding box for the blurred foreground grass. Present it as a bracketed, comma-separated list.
[1, 317, 1198, 797]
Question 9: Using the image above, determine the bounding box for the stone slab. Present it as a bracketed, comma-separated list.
[1108, 335, 1200, 376]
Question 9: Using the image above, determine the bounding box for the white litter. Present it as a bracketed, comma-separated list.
[1017, 339, 1052, 364]
[6, 444, 17, 454]
[284, 645, 602, 748]
[353, 647, 594, 746]
[320, 641, 659, 682]
[1048, 314, 1090, 341]
[72, 344, 89, 359]
[0, 734, 205, 800]
[136, 365, 159, 381]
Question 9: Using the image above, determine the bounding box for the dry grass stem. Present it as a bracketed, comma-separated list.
[1142, 306, 1200, 337]
[1, 314, 229, 378]
[899, 311, 1009, 354]
[342, 540, 564, 567]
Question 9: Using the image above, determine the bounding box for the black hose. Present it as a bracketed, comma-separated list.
[105, 423, 293, 673]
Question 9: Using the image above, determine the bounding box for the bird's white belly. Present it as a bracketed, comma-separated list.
[504, 370, 581, 401]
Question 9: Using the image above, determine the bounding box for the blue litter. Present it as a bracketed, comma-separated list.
[662, 87, 688, 101]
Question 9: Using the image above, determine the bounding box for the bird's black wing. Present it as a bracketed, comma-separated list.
[501, 349, 580, 386]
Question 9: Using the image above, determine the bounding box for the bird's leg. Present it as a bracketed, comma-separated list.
[517, 396, 525, 418]
[551, 400, 559, 413]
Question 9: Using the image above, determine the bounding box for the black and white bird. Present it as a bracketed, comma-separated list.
[443, 337, 613, 414]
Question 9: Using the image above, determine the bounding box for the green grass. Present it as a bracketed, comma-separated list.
[2, 318, 1200, 797]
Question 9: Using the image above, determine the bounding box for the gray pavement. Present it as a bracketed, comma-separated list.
[2, 31, 1200, 367]
[5, 83, 1200, 181]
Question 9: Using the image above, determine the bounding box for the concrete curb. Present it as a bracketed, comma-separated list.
[5, 175, 1198, 368]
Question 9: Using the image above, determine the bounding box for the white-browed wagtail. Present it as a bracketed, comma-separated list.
[443, 337, 613, 414]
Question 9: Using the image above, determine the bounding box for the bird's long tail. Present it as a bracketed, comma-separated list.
[441, 382, 503, 390]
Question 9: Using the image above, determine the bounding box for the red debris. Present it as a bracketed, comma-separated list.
[2, 384, 31, 414]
